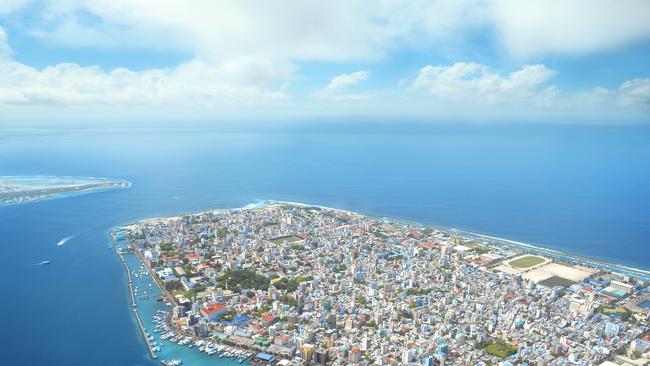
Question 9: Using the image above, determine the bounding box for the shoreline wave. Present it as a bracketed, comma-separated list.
[115, 199, 650, 278]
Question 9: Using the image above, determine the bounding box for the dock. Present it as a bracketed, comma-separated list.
[116, 248, 137, 307]
[133, 309, 157, 359]
[114, 244, 156, 359]
[128, 282, 137, 307]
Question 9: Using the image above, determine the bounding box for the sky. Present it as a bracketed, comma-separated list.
[0, 0, 649, 123]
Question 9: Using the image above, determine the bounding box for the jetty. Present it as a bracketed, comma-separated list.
[116, 248, 137, 307]
[133, 309, 157, 359]
[114, 242, 156, 359]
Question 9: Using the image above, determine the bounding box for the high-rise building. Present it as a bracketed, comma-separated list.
[604, 321, 620, 336]
[349, 347, 362, 364]
[402, 349, 415, 364]
[314, 349, 329, 365]
[360, 336, 370, 351]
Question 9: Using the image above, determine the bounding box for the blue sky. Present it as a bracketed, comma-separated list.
[0, 0, 649, 123]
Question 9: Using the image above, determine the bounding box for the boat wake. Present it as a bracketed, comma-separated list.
[57, 234, 76, 246]
[57, 230, 87, 246]
[24, 260, 52, 267]
[242, 199, 270, 209]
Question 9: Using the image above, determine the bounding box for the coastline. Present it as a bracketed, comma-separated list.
[110, 200, 649, 366]
[0, 175, 131, 206]
[119, 199, 650, 279]
[455, 229, 650, 280]
[110, 227, 254, 365]
[114, 245, 158, 359]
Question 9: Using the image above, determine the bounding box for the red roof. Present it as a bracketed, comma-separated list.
[202, 303, 225, 315]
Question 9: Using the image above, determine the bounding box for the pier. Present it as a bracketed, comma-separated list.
[114, 242, 156, 360]
[128, 283, 137, 307]
[133, 309, 157, 359]
[116, 248, 137, 307]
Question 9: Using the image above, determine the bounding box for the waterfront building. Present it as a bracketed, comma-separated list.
[200, 303, 226, 321]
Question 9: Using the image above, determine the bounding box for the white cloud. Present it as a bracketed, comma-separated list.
[0, 0, 30, 15]
[0, 22, 290, 107]
[0, 26, 12, 59]
[0, 2, 649, 120]
[29, 0, 411, 61]
[314, 70, 371, 100]
[9, 0, 647, 61]
[324, 71, 370, 92]
[410, 62, 650, 118]
[0, 58, 290, 106]
[491, 0, 650, 57]
[412, 62, 557, 106]
[567, 79, 650, 111]
[618, 78, 650, 107]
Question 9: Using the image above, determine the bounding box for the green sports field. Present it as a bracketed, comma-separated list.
[484, 341, 517, 358]
[508, 255, 545, 269]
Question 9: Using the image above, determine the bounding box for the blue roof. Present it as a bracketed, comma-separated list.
[256, 353, 274, 361]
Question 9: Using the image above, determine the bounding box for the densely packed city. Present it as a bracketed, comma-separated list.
[117, 203, 650, 366]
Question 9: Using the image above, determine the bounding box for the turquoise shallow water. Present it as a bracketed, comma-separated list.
[116, 237, 246, 366]
[0, 121, 649, 365]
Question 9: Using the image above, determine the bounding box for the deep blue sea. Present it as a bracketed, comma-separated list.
[1, 121, 649, 365]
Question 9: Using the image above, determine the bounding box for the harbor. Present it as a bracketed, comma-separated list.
[116, 245, 156, 358]
[113, 230, 252, 366]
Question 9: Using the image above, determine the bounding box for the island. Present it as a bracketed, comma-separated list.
[0, 176, 130, 206]
[113, 202, 650, 366]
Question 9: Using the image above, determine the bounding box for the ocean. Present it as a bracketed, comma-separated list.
[1, 121, 649, 365]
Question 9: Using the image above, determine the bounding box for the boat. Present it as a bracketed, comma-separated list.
[161, 360, 183, 366]
[38, 260, 51, 265]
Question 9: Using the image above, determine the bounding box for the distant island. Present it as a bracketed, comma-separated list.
[0, 176, 130, 206]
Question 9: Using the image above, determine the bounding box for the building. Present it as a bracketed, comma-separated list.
[349, 347, 362, 363]
[255, 353, 275, 363]
[314, 349, 330, 365]
[604, 321, 620, 336]
[302, 343, 316, 362]
[200, 303, 226, 321]
[403, 349, 415, 364]
[610, 280, 634, 294]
